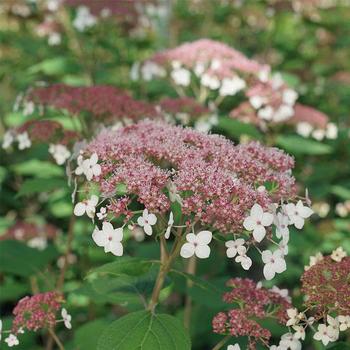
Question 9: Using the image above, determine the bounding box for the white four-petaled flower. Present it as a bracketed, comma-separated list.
[49, 144, 71, 165]
[262, 250, 286, 280]
[74, 195, 98, 219]
[75, 153, 101, 181]
[180, 231, 212, 259]
[330, 247, 347, 262]
[165, 212, 174, 239]
[61, 308, 72, 329]
[225, 238, 245, 258]
[17, 132, 31, 150]
[5, 334, 19, 347]
[338, 315, 350, 331]
[97, 207, 107, 221]
[92, 222, 123, 256]
[171, 68, 191, 87]
[313, 323, 333, 346]
[137, 209, 157, 236]
[243, 204, 274, 242]
[235, 247, 252, 270]
[285, 200, 313, 229]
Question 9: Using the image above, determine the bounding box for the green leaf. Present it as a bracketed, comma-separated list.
[28, 57, 78, 76]
[11, 160, 63, 178]
[216, 117, 261, 139]
[74, 319, 110, 350]
[88, 257, 154, 277]
[17, 177, 67, 197]
[276, 135, 333, 155]
[97, 310, 191, 350]
[327, 342, 350, 350]
[0, 240, 58, 276]
[330, 185, 350, 200]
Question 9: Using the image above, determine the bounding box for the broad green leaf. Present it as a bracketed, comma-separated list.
[17, 177, 67, 197]
[74, 319, 110, 350]
[330, 185, 350, 200]
[11, 159, 63, 178]
[0, 240, 58, 276]
[88, 257, 154, 277]
[216, 117, 261, 139]
[97, 310, 191, 350]
[28, 57, 78, 76]
[276, 135, 332, 155]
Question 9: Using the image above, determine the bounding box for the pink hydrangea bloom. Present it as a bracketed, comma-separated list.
[83, 120, 296, 233]
[12, 292, 63, 333]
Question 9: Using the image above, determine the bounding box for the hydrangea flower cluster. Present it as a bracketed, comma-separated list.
[0, 292, 72, 348]
[72, 120, 313, 279]
[282, 248, 350, 348]
[0, 221, 58, 250]
[26, 84, 158, 126]
[212, 278, 292, 350]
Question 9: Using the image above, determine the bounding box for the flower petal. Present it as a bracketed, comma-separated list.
[74, 202, 86, 216]
[92, 227, 107, 247]
[243, 216, 255, 231]
[262, 212, 274, 226]
[147, 213, 157, 225]
[263, 264, 275, 280]
[251, 203, 263, 218]
[197, 230, 212, 245]
[261, 250, 272, 263]
[180, 243, 195, 258]
[110, 242, 123, 256]
[195, 244, 210, 259]
[144, 224, 153, 236]
[253, 225, 266, 242]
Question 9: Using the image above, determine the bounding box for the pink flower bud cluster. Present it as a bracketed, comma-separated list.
[83, 120, 295, 233]
[212, 278, 292, 349]
[1, 221, 58, 242]
[27, 84, 159, 125]
[146, 38, 266, 77]
[12, 292, 63, 333]
[301, 255, 350, 316]
[16, 120, 78, 146]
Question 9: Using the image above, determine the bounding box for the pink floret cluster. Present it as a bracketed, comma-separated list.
[148, 39, 267, 77]
[28, 84, 158, 124]
[12, 292, 63, 333]
[84, 120, 296, 233]
[212, 278, 292, 350]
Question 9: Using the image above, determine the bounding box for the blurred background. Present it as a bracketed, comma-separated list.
[0, 1, 349, 349]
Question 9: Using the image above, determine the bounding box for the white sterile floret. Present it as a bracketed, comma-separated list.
[249, 95, 265, 109]
[75, 153, 101, 181]
[279, 332, 302, 350]
[137, 209, 157, 236]
[97, 207, 107, 220]
[243, 204, 274, 242]
[194, 62, 205, 77]
[171, 68, 191, 86]
[164, 211, 174, 239]
[327, 315, 339, 341]
[225, 238, 245, 258]
[304, 252, 323, 271]
[219, 77, 246, 96]
[73, 6, 97, 32]
[292, 325, 305, 340]
[285, 200, 313, 229]
[258, 106, 274, 120]
[262, 249, 286, 280]
[74, 195, 98, 219]
[27, 237, 48, 250]
[141, 61, 165, 81]
[61, 308, 72, 329]
[17, 132, 31, 150]
[92, 222, 123, 256]
[270, 286, 291, 302]
[325, 122, 338, 139]
[282, 89, 298, 106]
[227, 345, 240, 350]
[274, 212, 290, 239]
[180, 231, 212, 259]
[272, 104, 294, 122]
[5, 334, 19, 347]
[312, 128, 325, 141]
[200, 74, 220, 90]
[49, 144, 71, 165]
[286, 308, 303, 327]
[2, 130, 15, 149]
[48, 32, 61, 46]
[235, 247, 252, 270]
[338, 315, 350, 331]
[296, 122, 313, 138]
[313, 323, 333, 346]
[330, 247, 347, 262]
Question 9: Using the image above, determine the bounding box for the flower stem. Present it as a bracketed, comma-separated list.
[48, 328, 65, 350]
[183, 255, 197, 329]
[211, 335, 231, 350]
[147, 234, 183, 313]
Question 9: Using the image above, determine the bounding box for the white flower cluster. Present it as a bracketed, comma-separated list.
[296, 121, 338, 141]
[305, 247, 347, 271]
[240, 201, 313, 280]
[250, 72, 298, 123]
[73, 6, 97, 32]
[49, 144, 71, 165]
[285, 309, 350, 348]
[2, 130, 31, 150]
